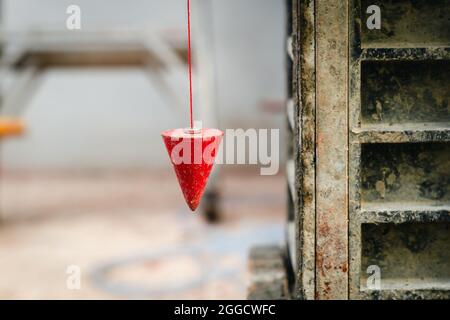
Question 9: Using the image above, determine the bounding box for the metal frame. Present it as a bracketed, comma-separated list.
[0, 30, 189, 116]
[286, 0, 316, 300]
[286, 0, 450, 300]
[287, 0, 349, 300]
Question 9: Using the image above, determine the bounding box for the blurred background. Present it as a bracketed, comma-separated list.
[0, 0, 286, 299]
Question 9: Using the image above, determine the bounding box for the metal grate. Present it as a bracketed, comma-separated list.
[349, 0, 450, 300]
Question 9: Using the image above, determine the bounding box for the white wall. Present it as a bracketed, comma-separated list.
[1, 0, 285, 170]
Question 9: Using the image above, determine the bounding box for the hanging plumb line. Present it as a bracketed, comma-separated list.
[161, 0, 224, 212]
[187, 0, 194, 129]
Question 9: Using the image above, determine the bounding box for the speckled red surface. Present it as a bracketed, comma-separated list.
[162, 128, 223, 211]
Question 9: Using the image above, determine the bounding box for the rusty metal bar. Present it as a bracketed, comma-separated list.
[352, 126, 450, 144]
[315, 1, 349, 300]
[285, 0, 297, 293]
[294, 0, 316, 300]
[348, 0, 363, 300]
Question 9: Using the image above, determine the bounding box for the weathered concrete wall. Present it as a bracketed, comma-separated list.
[360, 0, 450, 48]
[361, 61, 449, 125]
[349, 0, 450, 300]
[361, 222, 450, 289]
[361, 143, 450, 205]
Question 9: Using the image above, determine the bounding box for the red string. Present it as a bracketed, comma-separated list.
[187, 0, 193, 129]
